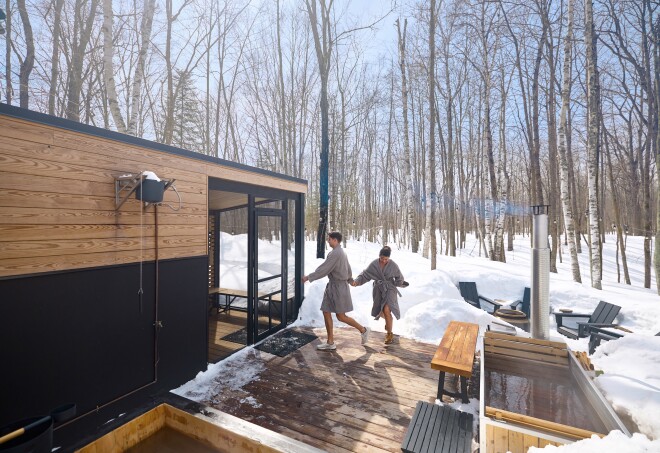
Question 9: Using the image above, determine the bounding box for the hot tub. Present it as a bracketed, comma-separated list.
[77, 402, 321, 453]
[479, 331, 630, 452]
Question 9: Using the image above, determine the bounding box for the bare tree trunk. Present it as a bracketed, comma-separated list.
[531, 13, 548, 205]
[585, 0, 602, 289]
[163, 0, 176, 143]
[277, 0, 288, 172]
[495, 67, 510, 263]
[5, 0, 12, 103]
[566, 104, 582, 253]
[66, 0, 100, 121]
[543, 6, 559, 273]
[48, 0, 64, 115]
[102, 0, 127, 132]
[557, 0, 581, 283]
[445, 63, 457, 257]
[305, 0, 332, 258]
[397, 18, 418, 253]
[604, 129, 631, 284]
[652, 6, 660, 294]
[127, 0, 156, 136]
[428, 0, 437, 269]
[17, 0, 34, 108]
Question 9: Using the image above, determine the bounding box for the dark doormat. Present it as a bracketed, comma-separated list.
[220, 327, 248, 345]
[256, 330, 317, 357]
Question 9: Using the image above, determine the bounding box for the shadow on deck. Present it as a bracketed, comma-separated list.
[201, 327, 446, 452]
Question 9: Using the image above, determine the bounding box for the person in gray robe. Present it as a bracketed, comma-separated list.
[351, 246, 406, 344]
[302, 231, 370, 350]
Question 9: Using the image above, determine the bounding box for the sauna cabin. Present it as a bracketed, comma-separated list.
[0, 103, 307, 449]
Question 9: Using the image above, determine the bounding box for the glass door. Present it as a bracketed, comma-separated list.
[251, 205, 287, 343]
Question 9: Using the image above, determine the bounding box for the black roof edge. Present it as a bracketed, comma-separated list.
[0, 103, 307, 186]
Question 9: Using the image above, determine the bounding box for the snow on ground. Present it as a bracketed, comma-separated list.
[174, 233, 660, 451]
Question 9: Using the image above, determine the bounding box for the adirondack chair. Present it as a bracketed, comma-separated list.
[458, 282, 501, 314]
[554, 301, 621, 340]
[511, 287, 531, 318]
[588, 326, 658, 354]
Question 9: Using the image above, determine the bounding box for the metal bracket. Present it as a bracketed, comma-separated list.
[115, 173, 145, 210]
[115, 173, 176, 210]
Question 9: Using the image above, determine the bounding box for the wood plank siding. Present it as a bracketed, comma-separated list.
[0, 112, 306, 278]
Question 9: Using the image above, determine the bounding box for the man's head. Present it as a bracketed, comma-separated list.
[327, 231, 342, 248]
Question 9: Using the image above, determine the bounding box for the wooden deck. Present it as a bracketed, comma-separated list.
[208, 310, 247, 363]
[202, 327, 446, 452]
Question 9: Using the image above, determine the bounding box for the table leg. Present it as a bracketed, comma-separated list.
[437, 371, 446, 400]
[460, 376, 468, 403]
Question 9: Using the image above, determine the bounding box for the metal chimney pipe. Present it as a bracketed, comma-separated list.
[531, 205, 550, 340]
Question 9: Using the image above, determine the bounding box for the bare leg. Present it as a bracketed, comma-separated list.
[336, 313, 366, 334]
[383, 304, 393, 333]
[322, 311, 334, 344]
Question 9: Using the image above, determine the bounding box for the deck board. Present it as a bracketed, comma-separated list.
[201, 327, 449, 452]
[207, 310, 247, 362]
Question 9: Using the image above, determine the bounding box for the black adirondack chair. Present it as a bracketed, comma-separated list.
[511, 287, 531, 318]
[588, 326, 658, 354]
[554, 301, 621, 339]
[458, 282, 501, 314]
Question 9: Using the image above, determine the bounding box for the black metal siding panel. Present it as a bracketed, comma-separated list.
[0, 256, 207, 427]
[156, 256, 208, 391]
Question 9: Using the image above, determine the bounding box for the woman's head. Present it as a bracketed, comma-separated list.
[379, 246, 391, 264]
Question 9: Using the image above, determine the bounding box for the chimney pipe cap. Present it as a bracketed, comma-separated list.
[531, 205, 549, 215]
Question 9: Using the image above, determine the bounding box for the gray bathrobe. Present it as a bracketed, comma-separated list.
[307, 246, 354, 313]
[354, 259, 405, 320]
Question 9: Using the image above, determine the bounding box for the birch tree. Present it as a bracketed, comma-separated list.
[557, 0, 581, 283]
[397, 18, 418, 253]
[48, 0, 64, 115]
[127, 0, 156, 136]
[585, 0, 603, 289]
[427, 0, 438, 269]
[102, 0, 126, 132]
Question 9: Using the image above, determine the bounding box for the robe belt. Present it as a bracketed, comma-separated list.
[374, 279, 402, 297]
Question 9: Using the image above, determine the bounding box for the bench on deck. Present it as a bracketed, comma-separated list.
[208, 287, 293, 317]
[431, 321, 479, 404]
[401, 401, 473, 453]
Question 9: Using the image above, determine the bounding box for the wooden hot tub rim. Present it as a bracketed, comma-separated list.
[76, 403, 323, 453]
[484, 332, 569, 367]
[484, 406, 605, 441]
